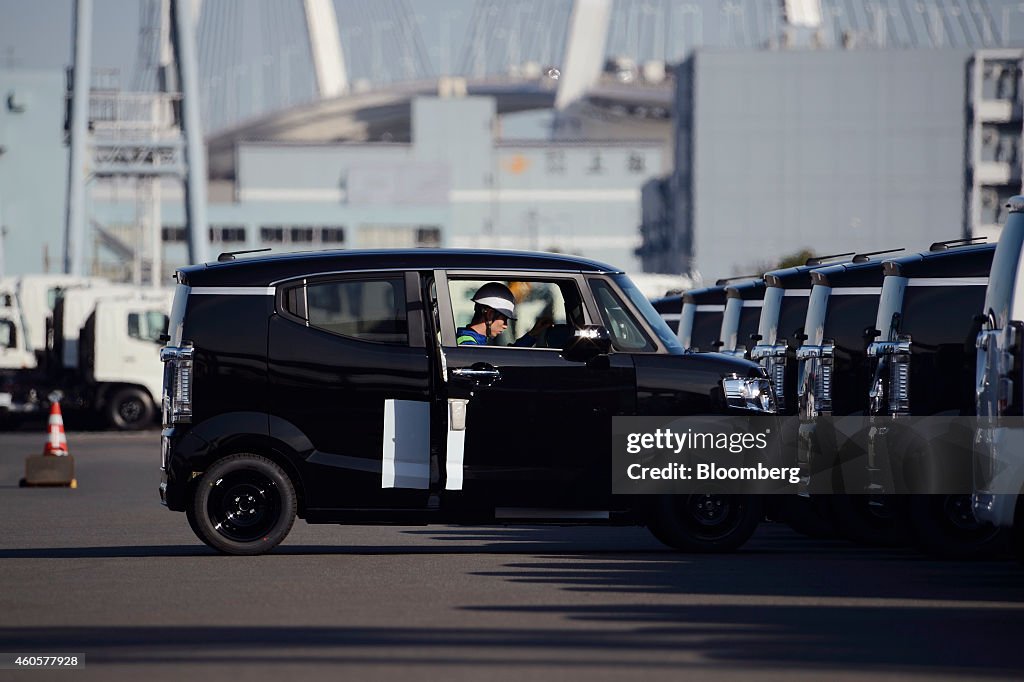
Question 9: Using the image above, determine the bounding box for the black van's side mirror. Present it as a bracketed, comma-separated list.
[563, 325, 612, 362]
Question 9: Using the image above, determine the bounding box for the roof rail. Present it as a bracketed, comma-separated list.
[217, 248, 272, 262]
[805, 252, 855, 266]
[929, 237, 987, 251]
[714, 274, 760, 286]
[852, 247, 904, 263]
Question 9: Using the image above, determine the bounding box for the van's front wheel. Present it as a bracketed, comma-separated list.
[190, 454, 297, 555]
[647, 494, 761, 552]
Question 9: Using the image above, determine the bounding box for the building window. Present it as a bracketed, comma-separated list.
[161, 226, 186, 243]
[546, 150, 566, 174]
[416, 227, 441, 248]
[290, 227, 314, 243]
[260, 226, 285, 243]
[209, 225, 246, 243]
[628, 152, 646, 174]
[320, 227, 345, 244]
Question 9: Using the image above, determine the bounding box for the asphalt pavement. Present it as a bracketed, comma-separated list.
[1, 430, 1023, 681]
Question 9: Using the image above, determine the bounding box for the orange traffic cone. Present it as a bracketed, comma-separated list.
[21, 400, 76, 488]
[43, 401, 69, 457]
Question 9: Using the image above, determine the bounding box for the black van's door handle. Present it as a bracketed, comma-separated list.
[451, 367, 501, 383]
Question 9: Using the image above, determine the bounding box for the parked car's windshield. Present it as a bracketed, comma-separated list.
[612, 274, 683, 353]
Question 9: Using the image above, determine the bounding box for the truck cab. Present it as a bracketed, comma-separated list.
[159, 249, 776, 555]
[14, 275, 106, 367]
[80, 295, 172, 429]
[0, 286, 37, 421]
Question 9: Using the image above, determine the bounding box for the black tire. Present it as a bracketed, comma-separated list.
[106, 387, 155, 431]
[185, 502, 214, 549]
[828, 494, 912, 547]
[908, 495, 1008, 559]
[647, 494, 762, 552]
[190, 453, 297, 555]
[1014, 498, 1024, 565]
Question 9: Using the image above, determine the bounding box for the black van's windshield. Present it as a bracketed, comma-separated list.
[875, 276, 908, 340]
[757, 287, 784, 344]
[803, 286, 831, 347]
[613, 275, 684, 353]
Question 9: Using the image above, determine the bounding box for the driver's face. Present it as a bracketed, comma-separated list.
[488, 310, 509, 336]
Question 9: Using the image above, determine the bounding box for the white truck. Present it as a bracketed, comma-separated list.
[0, 281, 38, 420]
[47, 288, 174, 429]
[13, 274, 107, 366]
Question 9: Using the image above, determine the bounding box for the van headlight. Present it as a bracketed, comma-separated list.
[723, 375, 777, 413]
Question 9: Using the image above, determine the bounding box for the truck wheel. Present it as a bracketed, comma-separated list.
[828, 494, 911, 547]
[647, 494, 761, 552]
[909, 495, 1008, 559]
[107, 387, 154, 430]
[190, 453, 297, 556]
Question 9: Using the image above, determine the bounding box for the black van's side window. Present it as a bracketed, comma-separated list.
[301, 278, 408, 345]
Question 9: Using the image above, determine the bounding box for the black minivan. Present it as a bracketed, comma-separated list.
[160, 250, 777, 555]
[866, 240, 1003, 557]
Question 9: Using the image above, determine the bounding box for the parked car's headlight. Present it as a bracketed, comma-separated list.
[723, 375, 777, 413]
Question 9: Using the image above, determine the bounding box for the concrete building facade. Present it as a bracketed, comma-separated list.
[639, 49, 1023, 281]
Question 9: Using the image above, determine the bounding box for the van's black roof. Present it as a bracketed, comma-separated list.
[682, 285, 729, 305]
[178, 249, 621, 287]
[763, 264, 820, 290]
[726, 278, 767, 300]
[883, 243, 995, 279]
[810, 257, 889, 288]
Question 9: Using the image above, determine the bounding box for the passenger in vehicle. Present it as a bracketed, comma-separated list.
[456, 282, 552, 346]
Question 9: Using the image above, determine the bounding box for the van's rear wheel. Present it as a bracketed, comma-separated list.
[648, 494, 761, 552]
[909, 495, 1007, 559]
[828, 494, 912, 547]
[190, 453, 297, 555]
[106, 387, 154, 430]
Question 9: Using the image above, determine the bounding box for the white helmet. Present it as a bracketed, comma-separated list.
[472, 282, 517, 320]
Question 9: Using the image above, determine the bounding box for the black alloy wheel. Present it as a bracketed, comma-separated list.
[647, 494, 762, 552]
[190, 453, 297, 555]
[908, 494, 1007, 559]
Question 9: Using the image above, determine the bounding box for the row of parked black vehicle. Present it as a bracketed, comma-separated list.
[654, 237, 1006, 558]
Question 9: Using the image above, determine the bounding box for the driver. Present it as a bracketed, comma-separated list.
[456, 282, 552, 346]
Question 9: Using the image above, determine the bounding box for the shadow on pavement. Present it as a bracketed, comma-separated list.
[0, 615, 1019, 676]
